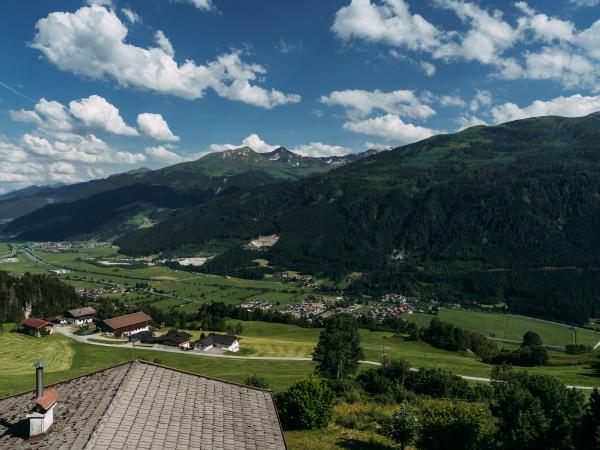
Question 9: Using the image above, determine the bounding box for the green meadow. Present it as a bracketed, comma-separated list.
[3, 245, 314, 312]
[0, 331, 315, 397]
[406, 308, 600, 347]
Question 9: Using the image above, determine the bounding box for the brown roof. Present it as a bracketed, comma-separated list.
[22, 318, 53, 330]
[0, 361, 287, 450]
[102, 311, 152, 331]
[29, 388, 59, 412]
[66, 307, 97, 318]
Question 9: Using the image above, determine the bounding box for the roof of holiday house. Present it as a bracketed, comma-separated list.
[0, 361, 286, 450]
[46, 315, 66, 322]
[102, 311, 152, 330]
[127, 330, 155, 342]
[158, 332, 193, 346]
[66, 307, 97, 318]
[198, 333, 238, 346]
[22, 318, 54, 330]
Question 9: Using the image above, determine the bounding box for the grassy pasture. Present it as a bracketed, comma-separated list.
[0, 253, 47, 274]
[0, 333, 74, 376]
[42, 247, 312, 307]
[181, 321, 600, 387]
[1, 245, 314, 312]
[0, 331, 315, 397]
[406, 309, 600, 347]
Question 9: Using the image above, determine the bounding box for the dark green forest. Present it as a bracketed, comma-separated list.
[117, 114, 600, 324]
[0, 271, 80, 324]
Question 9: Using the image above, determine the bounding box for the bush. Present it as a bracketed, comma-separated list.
[243, 375, 270, 390]
[416, 400, 494, 450]
[336, 408, 387, 433]
[277, 375, 335, 430]
[522, 331, 543, 347]
[565, 344, 589, 355]
[406, 367, 471, 400]
[492, 345, 548, 366]
[382, 402, 419, 450]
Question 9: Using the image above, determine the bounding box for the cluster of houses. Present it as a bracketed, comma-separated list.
[240, 299, 275, 312]
[23, 306, 98, 336]
[22, 308, 240, 353]
[281, 298, 332, 318]
[74, 286, 127, 300]
[32, 241, 111, 253]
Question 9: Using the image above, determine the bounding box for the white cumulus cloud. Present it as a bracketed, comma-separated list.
[31, 5, 300, 108]
[145, 145, 184, 163]
[292, 142, 351, 157]
[332, 1, 600, 90]
[332, 0, 441, 52]
[321, 89, 436, 120]
[69, 95, 138, 136]
[137, 113, 180, 142]
[491, 94, 600, 123]
[207, 134, 279, 154]
[343, 114, 441, 143]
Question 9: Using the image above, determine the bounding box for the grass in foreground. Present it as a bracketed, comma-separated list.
[286, 426, 395, 450]
[0, 332, 316, 397]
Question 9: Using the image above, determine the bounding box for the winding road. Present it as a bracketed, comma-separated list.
[55, 327, 595, 390]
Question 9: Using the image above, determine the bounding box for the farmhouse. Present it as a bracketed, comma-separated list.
[157, 332, 193, 349]
[65, 307, 96, 325]
[127, 330, 155, 343]
[129, 331, 193, 349]
[22, 318, 54, 337]
[45, 315, 67, 325]
[101, 311, 152, 338]
[0, 360, 286, 449]
[195, 333, 240, 352]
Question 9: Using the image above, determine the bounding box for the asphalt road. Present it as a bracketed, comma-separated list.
[55, 327, 596, 390]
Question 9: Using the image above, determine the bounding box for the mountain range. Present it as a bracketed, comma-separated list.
[1, 147, 379, 240]
[115, 113, 600, 324]
[6, 113, 600, 323]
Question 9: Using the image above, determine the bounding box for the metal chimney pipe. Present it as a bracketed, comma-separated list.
[33, 361, 45, 398]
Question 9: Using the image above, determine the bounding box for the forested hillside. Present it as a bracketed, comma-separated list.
[117, 113, 600, 324]
[3, 147, 373, 240]
[0, 271, 80, 324]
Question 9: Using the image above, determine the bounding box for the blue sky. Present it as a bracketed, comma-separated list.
[1, 0, 600, 192]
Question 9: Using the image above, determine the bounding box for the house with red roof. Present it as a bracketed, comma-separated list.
[22, 318, 54, 337]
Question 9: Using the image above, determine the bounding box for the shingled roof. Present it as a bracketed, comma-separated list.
[199, 333, 238, 346]
[22, 318, 53, 330]
[102, 311, 152, 331]
[66, 307, 97, 319]
[0, 361, 287, 450]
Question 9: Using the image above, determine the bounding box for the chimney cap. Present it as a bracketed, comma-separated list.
[29, 388, 59, 412]
[33, 361, 46, 369]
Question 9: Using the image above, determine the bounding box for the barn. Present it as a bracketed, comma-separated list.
[101, 311, 152, 338]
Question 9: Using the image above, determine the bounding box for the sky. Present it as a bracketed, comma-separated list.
[1, 0, 600, 193]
